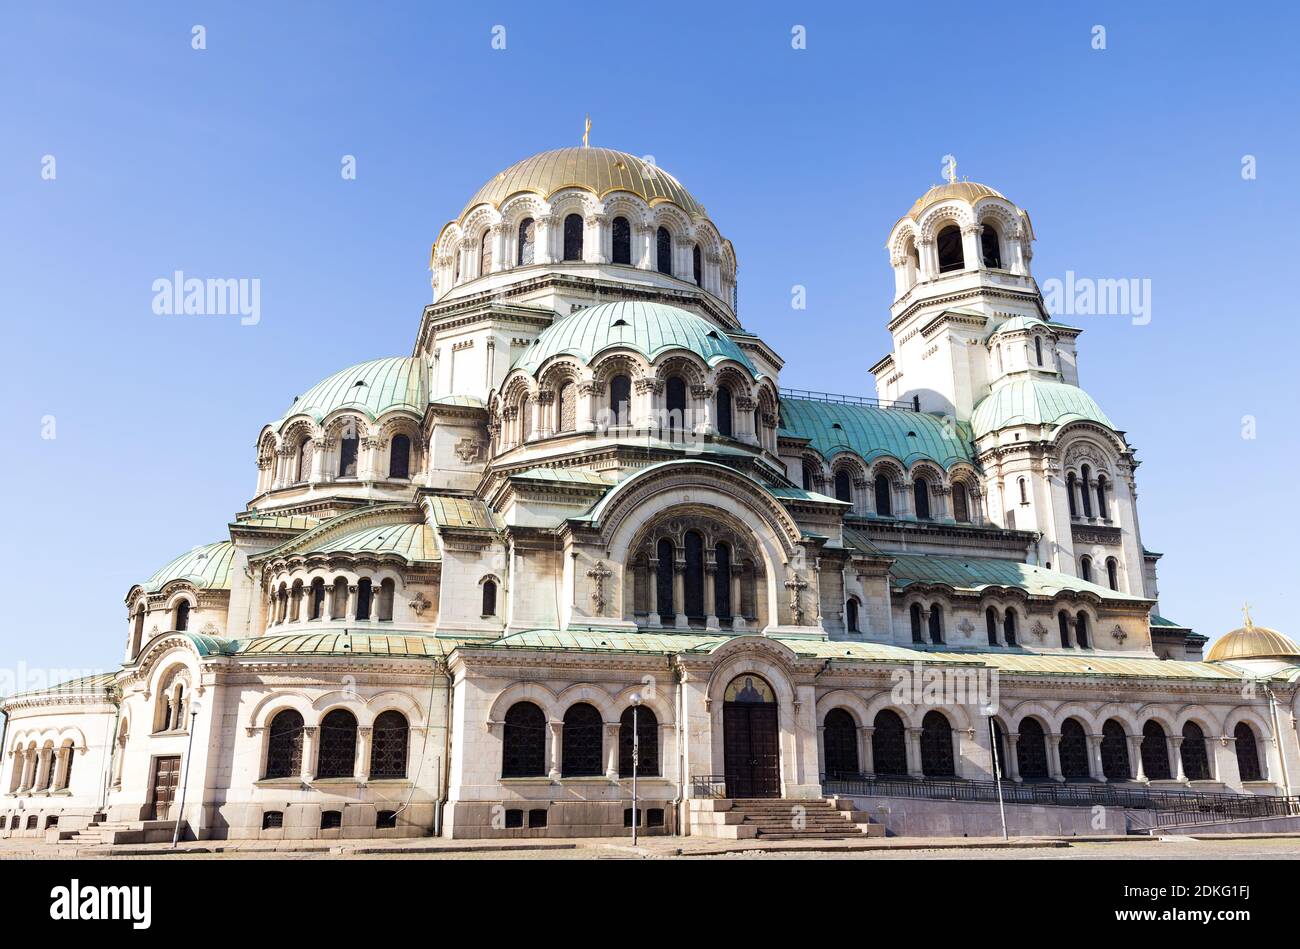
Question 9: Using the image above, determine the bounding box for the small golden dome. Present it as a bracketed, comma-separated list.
[908, 181, 1007, 219]
[1206, 606, 1300, 662]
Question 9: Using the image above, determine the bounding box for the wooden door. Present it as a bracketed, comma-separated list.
[723, 703, 780, 798]
[148, 755, 181, 820]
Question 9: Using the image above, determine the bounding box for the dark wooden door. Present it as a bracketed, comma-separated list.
[723, 702, 780, 798]
[149, 755, 181, 820]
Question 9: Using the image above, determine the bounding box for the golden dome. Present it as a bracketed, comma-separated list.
[1206, 607, 1300, 662]
[908, 181, 1007, 219]
[462, 146, 704, 218]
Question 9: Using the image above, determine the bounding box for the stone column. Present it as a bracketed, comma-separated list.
[355, 726, 372, 782]
[647, 558, 661, 627]
[636, 224, 655, 270]
[346, 584, 358, 621]
[1005, 736, 1022, 782]
[604, 723, 620, 779]
[301, 726, 318, 782]
[704, 564, 719, 631]
[1170, 737, 1186, 782]
[1047, 734, 1064, 782]
[489, 223, 507, 273]
[535, 390, 554, 439]
[1129, 735, 1147, 781]
[673, 562, 688, 629]
[916, 237, 935, 281]
[860, 726, 875, 777]
[548, 721, 563, 781]
[535, 216, 555, 265]
[1087, 734, 1105, 781]
[961, 224, 982, 271]
[904, 727, 923, 778]
[584, 214, 608, 264]
[578, 381, 599, 433]
[730, 567, 745, 631]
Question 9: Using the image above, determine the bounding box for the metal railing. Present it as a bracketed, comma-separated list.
[780, 388, 919, 411]
[691, 774, 728, 799]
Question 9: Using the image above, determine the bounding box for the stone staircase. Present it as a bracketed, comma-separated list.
[59, 814, 179, 846]
[690, 797, 886, 840]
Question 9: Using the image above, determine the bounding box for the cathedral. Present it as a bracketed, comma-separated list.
[5, 144, 1299, 843]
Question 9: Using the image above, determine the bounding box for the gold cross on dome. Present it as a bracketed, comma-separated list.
[582, 114, 591, 148]
[1242, 601, 1254, 627]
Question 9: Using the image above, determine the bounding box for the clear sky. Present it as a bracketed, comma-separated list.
[2, 0, 1297, 679]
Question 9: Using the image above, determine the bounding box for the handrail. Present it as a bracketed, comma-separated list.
[780, 388, 919, 411]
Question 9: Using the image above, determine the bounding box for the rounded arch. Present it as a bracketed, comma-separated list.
[247, 690, 318, 731]
[554, 683, 619, 722]
[486, 681, 560, 724]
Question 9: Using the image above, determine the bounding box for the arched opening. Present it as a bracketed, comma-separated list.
[370, 710, 408, 779]
[722, 675, 779, 798]
[562, 213, 584, 261]
[920, 711, 955, 777]
[936, 225, 965, 273]
[611, 216, 631, 265]
[481, 578, 498, 617]
[952, 483, 970, 522]
[1034, 336, 1043, 366]
[309, 578, 326, 620]
[845, 596, 860, 633]
[1018, 477, 1028, 504]
[1180, 722, 1211, 781]
[910, 603, 924, 644]
[980, 226, 1002, 269]
[872, 710, 908, 776]
[1017, 718, 1049, 782]
[388, 434, 411, 479]
[1059, 718, 1090, 780]
[355, 578, 372, 620]
[1076, 611, 1090, 649]
[479, 231, 492, 277]
[377, 578, 395, 621]
[131, 605, 146, 655]
[519, 394, 532, 442]
[502, 701, 545, 777]
[656, 538, 675, 619]
[609, 374, 631, 427]
[1234, 722, 1263, 782]
[317, 709, 358, 779]
[1096, 476, 1109, 519]
[874, 474, 893, 516]
[913, 478, 931, 520]
[823, 708, 859, 778]
[834, 469, 852, 503]
[985, 607, 999, 646]
[619, 706, 659, 777]
[716, 386, 733, 438]
[517, 217, 535, 265]
[803, 462, 818, 491]
[927, 604, 944, 644]
[1003, 609, 1017, 646]
[1058, 609, 1071, 647]
[1141, 721, 1172, 780]
[656, 226, 672, 274]
[714, 543, 732, 622]
[330, 577, 348, 620]
[1080, 465, 1093, 517]
[338, 430, 359, 478]
[1066, 473, 1078, 517]
[264, 709, 304, 779]
[295, 436, 312, 483]
[556, 381, 576, 433]
[1080, 556, 1093, 584]
[683, 530, 705, 621]
[561, 703, 603, 777]
[1106, 557, 1119, 591]
[1101, 719, 1131, 781]
[665, 375, 687, 440]
[692, 243, 702, 286]
[173, 600, 190, 632]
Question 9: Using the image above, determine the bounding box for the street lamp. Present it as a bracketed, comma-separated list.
[630, 693, 641, 847]
[171, 699, 201, 848]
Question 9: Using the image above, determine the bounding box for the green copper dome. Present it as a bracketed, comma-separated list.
[140, 541, 236, 594]
[779, 399, 974, 470]
[512, 301, 757, 377]
[989, 315, 1050, 337]
[279, 357, 428, 424]
[971, 379, 1115, 438]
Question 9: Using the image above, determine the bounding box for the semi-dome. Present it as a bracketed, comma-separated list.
[463, 146, 704, 217]
[140, 541, 235, 594]
[279, 357, 427, 425]
[989, 315, 1051, 337]
[971, 379, 1114, 438]
[907, 181, 1007, 219]
[512, 301, 757, 377]
[1207, 609, 1300, 663]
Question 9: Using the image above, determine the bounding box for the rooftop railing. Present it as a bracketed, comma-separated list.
[780, 388, 919, 411]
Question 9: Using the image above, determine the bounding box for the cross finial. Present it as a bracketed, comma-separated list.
[1243, 601, 1254, 628]
[582, 114, 591, 148]
[941, 154, 958, 184]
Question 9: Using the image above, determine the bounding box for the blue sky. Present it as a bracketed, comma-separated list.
[2, 1, 1297, 676]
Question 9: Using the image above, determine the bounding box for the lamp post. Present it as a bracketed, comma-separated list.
[984, 710, 1008, 841]
[630, 693, 641, 847]
[171, 700, 201, 848]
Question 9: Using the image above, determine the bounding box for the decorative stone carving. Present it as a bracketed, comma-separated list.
[409, 593, 432, 616]
[454, 437, 485, 463]
[1110, 624, 1127, 644]
[586, 561, 612, 616]
[1030, 620, 1048, 641]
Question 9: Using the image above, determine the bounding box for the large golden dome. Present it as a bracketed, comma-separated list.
[461, 146, 704, 217]
[1206, 608, 1300, 662]
[907, 181, 1006, 219]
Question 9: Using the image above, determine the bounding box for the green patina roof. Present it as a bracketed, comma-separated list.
[279, 356, 428, 424]
[234, 632, 453, 658]
[971, 379, 1114, 438]
[510, 467, 618, 487]
[306, 522, 439, 561]
[512, 301, 757, 377]
[779, 398, 974, 470]
[140, 541, 236, 594]
[233, 513, 320, 531]
[2, 671, 117, 702]
[989, 315, 1050, 337]
[888, 553, 1139, 602]
[426, 495, 502, 531]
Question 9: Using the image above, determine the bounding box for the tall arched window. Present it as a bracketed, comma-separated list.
[874, 474, 893, 516]
[377, 578, 395, 621]
[845, 596, 860, 633]
[310, 578, 326, 620]
[1076, 611, 1090, 649]
[355, 578, 372, 620]
[1018, 477, 1028, 504]
[1141, 721, 1172, 780]
[936, 225, 965, 272]
[1080, 556, 1093, 583]
[1059, 719, 1090, 780]
[1101, 719, 1131, 781]
[872, 710, 908, 776]
[803, 462, 817, 490]
[502, 702, 545, 777]
[823, 708, 859, 777]
[609, 374, 631, 427]
[481, 578, 497, 617]
[1034, 336, 1043, 366]
[174, 600, 190, 632]
[985, 607, 999, 646]
[666, 375, 687, 440]
[296, 436, 312, 483]
[913, 478, 931, 520]
[1058, 609, 1071, 647]
[330, 577, 348, 620]
[557, 381, 576, 433]
[928, 604, 943, 644]
[1234, 722, 1263, 782]
[692, 243, 702, 286]
[338, 428, 359, 477]
[389, 434, 411, 479]
[611, 216, 631, 265]
[715, 386, 733, 438]
[264, 709, 304, 779]
[517, 217, 535, 265]
[834, 470, 852, 503]
[618, 706, 659, 777]
[910, 603, 924, 644]
[1096, 476, 1109, 519]
[1066, 473, 1078, 517]
[1106, 557, 1119, 591]
[318, 709, 358, 779]
[656, 538, 675, 619]
[1181, 722, 1210, 781]
[1079, 465, 1093, 517]
[562, 213, 584, 261]
[519, 395, 532, 442]
[920, 711, 955, 777]
[714, 543, 732, 622]
[561, 703, 603, 777]
[656, 226, 672, 274]
[370, 711, 408, 779]
[1003, 609, 1017, 646]
[980, 226, 1002, 268]
[1017, 718, 1049, 782]
[479, 231, 492, 277]
[952, 483, 969, 522]
[132, 605, 146, 654]
[683, 530, 705, 620]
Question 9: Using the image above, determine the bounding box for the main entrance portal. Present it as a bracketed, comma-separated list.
[722, 674, 780, 798]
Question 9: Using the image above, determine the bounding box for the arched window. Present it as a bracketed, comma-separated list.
[479, 231, 492, 277]
[980, 226, 1002, 269]
[370, 710, 409, 779]
[872, 710, 908, 776]
[174, 600, 190, 632]
[803, 462, 818, 490]
[1059, 719, 1090, 780]
[517, 217, 535, 265]
[1141, 721, 1172, 780]
[1003, 609, 1017, 646]
[519, 395, 532, 442]
[1017, 718, 1049, 782]
[502, 702, 545, 777]
[666, 375, 687, 440]
[692, 243, 702, 286]
[561, 703, 603, 777]
[823, 709, 859, 777]
[309, 578, 326, 620]
[1018, 477, 1028, 504]
[656, 538, 675, 618]
[557, 381, 576, 433]
[715, 386, 733, 438]
[714, 543, 732, 621]
[481, 578, 497, 617]
[936, 225, 964, 273]
[1076, 611, 1090, 649]
[1234, 722, 1263, 782]
[985, 607, 999, 646]
[338, 430, 359, 478]
[389, 434, 411, 479]
[874, 474, 892, 516]
[295, 436, 312, 483]
[131, 605, 146, 654]
[1058, 609, 1071, 647]
[562, 213, 584, 261]
[1101, 719, 1131, 781]
[1181, 722, 1211, 781]
[1066, 473, 1078, 517]
[920, 711, 955, 776]
[355, 578, 372, 621]
[928, 604, 944, 644]
[1034, 336, 1043, 366]
[656, 226, 672, 274]
[330, 577, 348, 620]
[317, 709, 358, 779]
[1106, 557, 1119, 591]
[845, 596, 860, 633]
[910, 602, 924, 644]
[264, 709, 304, 779]
[611, 216, 631, 265]
[952, 483, 969, 522]
[609, 374, 631, 427]
[618, 706, 659, 777]
[913, 478, 931, 520]
[1095, 476, 1108, 519]
[1080, 465, 1093, 517]
[1080, 556, 1093, 583]
[377, 578, 395, 621]
[683, 530, 705, 620]
[834, 469, 852, 503]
